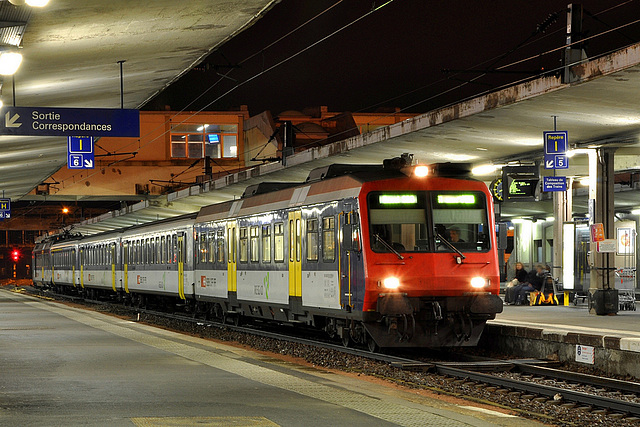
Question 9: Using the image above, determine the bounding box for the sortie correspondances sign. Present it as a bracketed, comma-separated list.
[0, 106, 139, 137]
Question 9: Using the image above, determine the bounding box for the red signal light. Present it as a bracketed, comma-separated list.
[11, 249, 19, 262]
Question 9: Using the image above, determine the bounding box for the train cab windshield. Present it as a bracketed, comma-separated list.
[367, 191, 490, 253]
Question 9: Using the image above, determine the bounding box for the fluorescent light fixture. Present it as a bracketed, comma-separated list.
[545, 217, 555, 222]
[471, 164, 498, 175]
[563, 222, 575, 290]
[0, 52, 22, 75]
[631, 208, 640, 215]
[26, 0, 50, 6]
[579, 177, 590, 186]
[510, 218, 530, 224]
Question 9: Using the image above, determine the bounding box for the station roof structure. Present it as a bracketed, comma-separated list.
[0, 0, 278, 200]
[56, 41, 640, 235]
[2, 3, 640, 235]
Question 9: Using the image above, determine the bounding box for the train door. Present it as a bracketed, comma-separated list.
[71, 249, 76, 288]
[226, 221, 237, 294]
[123, 241, 129, 293]
[110, 242, 117, 292]
[339, 206, 362, 310]
[177, 233, 185, 300]
[288, 211, 302, 299]
[79, 248, 84, 289]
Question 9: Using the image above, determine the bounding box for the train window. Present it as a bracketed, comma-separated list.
[200, 232, 208, 263]
[250, 226, 259, 263]
[289, 220, 295, 262]
[172, 235, 177, 264]
[155, 237, 160, 264]
[239, 227, 248, 263]
[262, 225, 271, 263]
[217, 229, 225, 263]
[307, 218, 318, 262]
[322, 216, 336, 263]
[160, 236, 166, 264]
[274, 223, 284, 262]
[432, 192, 490, 252]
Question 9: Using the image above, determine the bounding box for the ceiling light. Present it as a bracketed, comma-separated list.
[471, 164, 498, 175]
[579, 177, 590, 186]
[631, 208, 640, 216]
[545, 217, 555, 222]
[26, 0, 50, 6]
[0, 52, 22, 75]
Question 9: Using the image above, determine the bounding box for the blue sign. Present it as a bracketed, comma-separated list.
[67, 136, 94, 169]
[544, 131, 568, 154]
[543, 176, 567, 192]
[0, 106, 139, 137]
[0, 198, 10, 219]
[544, 131, 569, 170]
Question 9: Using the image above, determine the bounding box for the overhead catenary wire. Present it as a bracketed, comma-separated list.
[53, 0, 636, 192]
[54, 0, 393, 190]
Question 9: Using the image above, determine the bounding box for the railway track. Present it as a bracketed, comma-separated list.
[24, 286, 640, 421]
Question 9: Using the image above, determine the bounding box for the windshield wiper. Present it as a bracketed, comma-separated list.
[374, 233, 404, 260]
[436, 232, 466, 262]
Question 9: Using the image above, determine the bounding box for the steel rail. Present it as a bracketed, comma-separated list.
[435, 365, 640, 417]
[513, 363, 640, 394]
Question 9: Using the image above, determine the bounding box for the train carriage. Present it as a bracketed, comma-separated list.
[33, 239, 53, 286]
[33, 157, 503, 349]
[122, 214, 196, 301]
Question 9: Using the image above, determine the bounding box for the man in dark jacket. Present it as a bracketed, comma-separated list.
[514, 264, 546, 305]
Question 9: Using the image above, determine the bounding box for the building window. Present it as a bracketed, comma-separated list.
[171, 123, 238, 159]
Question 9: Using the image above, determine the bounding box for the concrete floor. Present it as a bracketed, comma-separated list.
[0, 288, 540, 427]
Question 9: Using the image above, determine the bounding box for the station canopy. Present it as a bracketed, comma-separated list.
[0, 0, 278, 200]
[3, 5, 640, 235]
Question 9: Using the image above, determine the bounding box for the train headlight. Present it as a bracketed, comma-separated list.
[414, 165, 429, 177]
[382, 276, 400, 290]
[470, 277, 487, 289]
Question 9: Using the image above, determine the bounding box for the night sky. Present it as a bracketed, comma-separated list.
[144, 0, 640, 117]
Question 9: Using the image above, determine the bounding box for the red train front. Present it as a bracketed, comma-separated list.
[358, 162, 503, 347]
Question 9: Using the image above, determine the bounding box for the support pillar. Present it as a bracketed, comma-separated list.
[589, 148, 617, 315]
[553, 179, 572, 284]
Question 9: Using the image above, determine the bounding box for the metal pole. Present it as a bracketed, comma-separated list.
[117, 60, 126, 109]
[12, 75, 15, 107]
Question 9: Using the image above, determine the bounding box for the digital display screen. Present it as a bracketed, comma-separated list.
[207, 134, 220, 144]
[508, 178, 538, 198]
[436, 194, 476, 204]
[378, 194, 418, 205]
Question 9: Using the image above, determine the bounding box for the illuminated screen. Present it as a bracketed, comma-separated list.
[207, 134, 220, 144]
[436, 194, 476, 204]
[378, 194, 418, 205]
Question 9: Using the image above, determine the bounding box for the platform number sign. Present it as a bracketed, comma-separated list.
[0, 198, 9, 219]
[67, 136, 94, 169]
[543, 131, 569, 170]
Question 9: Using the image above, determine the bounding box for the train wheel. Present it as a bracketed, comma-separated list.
[341, 331, 351, 348]
[365, 333, 379, 353]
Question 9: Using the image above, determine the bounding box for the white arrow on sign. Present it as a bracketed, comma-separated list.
[84, 159, 93, 168]
[5, 111, 21, 128]
[545, 159, 554, 168]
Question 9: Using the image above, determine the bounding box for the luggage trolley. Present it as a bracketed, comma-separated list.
[616, 267, 636, 311]
[616, 227, 637, 311]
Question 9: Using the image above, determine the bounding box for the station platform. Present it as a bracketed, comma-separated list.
[0, 287, 535, 427]
[484, 300, 640, 378]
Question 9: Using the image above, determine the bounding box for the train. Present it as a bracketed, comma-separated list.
[33, 155, 503, 350]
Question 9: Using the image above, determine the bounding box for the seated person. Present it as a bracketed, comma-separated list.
[448, 226, 465, 243]
[504, 262, 527, 304]
[514, 264, 546, 305]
